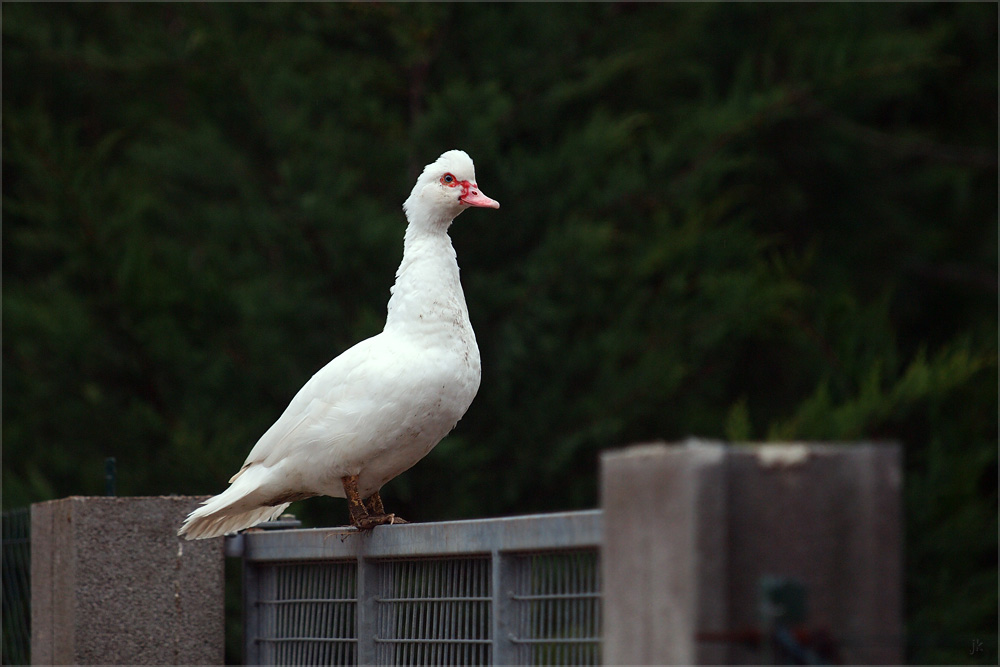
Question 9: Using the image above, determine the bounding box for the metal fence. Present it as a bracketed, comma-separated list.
[2, 508, 31, 666]
[227, 510, 602, 666]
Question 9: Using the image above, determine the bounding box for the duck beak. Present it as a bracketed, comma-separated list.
[460, 185, 500, 209]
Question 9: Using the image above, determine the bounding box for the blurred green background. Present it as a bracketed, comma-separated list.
[3, 3, 996, 663]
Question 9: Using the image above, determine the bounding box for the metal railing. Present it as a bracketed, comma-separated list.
[2, 508, 31, 666]
[227, 510, 602, 666]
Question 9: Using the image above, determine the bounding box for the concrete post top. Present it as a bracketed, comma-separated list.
[602, 439, 900, 463]
[33, 494, 210, 506]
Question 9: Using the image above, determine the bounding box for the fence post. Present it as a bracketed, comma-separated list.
[30, 496, 224, 665]
[600, 440, 902, 666]
[356, 556, 380, 665]
[491, 550, 518, 665]
[241, 550, 263, 666]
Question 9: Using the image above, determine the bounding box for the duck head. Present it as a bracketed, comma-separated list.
[403, 150, 500, 227]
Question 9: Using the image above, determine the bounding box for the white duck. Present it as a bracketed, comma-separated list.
[179, 150, 499, 539]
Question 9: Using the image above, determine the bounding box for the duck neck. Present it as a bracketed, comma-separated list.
[384, 217, 469, 334]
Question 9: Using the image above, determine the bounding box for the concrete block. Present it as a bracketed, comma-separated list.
[600, 442, 728, 665]
[601, 440, 902, 666]
[725, 443, 902, 665]
[31, 496, 224, 665]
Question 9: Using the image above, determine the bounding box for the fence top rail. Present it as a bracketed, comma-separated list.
[228, 509, 602, 562]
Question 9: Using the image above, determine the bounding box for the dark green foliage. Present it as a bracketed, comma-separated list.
[4, 4, 995, 663]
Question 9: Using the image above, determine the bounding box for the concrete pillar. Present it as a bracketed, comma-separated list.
[31, 496, 224, 665]
[601, 440, 902, 666]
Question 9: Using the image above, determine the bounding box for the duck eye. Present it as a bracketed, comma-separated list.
[441, 173, 456, 185]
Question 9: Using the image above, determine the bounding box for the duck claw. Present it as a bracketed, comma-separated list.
[355, 513, 405, 530]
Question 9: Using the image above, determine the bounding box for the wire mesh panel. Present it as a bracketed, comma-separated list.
[375, 557, 492, 665]
[239, 511, 603, 666]
[2, 508, 31, 666]
[256, 561, 357, 665]
[508, 549, 601, 665]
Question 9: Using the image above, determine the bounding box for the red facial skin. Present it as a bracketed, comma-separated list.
[441, 173, 474, 194]
[441, 173, 500, 209]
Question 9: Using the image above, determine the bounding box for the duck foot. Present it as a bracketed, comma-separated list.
[343, 476, 407, 530]
[363, 491, 386, 515]
[354, 513, 407, 530]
